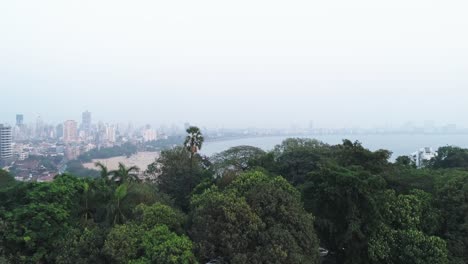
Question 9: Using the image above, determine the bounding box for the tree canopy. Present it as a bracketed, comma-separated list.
[1, 136, 467, 264]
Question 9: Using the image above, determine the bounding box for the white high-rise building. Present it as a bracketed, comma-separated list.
[143, 128, 157, 142]
[0, 124, 13, 162]
[106, 124, 116, 143]
[63, 120, 78, 143]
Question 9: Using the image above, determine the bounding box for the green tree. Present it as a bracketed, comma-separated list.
[429, 146, 468, 169]
[395, 156, 416, 168]
[94, 162, 111, 181]
[153, 147, 211, 210]
[134, 203, 186, 234]
[108, 184, 128, 225]
[104, 223, 144, 264]
[0, 170, 14, 188]
[210, 146, 265, 178]
[0, 175, 85, 263]
[111, 162, 140, 184]
[190, 186, 262, 263]
[369, 190, 448, 264]
[184, 126, 204, 177]
[104, 224, 196, 264]
[302, 165, 386, 263]
[191, 171, 320, 264]
[232, 172, 320, 264]
[184, 126, 204, 161]
[434, 171, 468, 264]
[271, 138, 331, 184]
[53, 226, 107, 264]
[334, 139, 392, 174]
[140, 225, 196, 264]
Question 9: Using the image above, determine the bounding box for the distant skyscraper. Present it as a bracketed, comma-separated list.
[106, 124, 116, 143]
[63, 120, 78, 143]
[16, 114, 24, 126]
[82, 111, 92, 135]
[35, 116, 46, 139]
[143, 128, 157, 142]
[56, 124, 64, 139]
[0, 124, 13, 162]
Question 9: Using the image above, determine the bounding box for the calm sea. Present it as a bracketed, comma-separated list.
[202, 134, 468, 161]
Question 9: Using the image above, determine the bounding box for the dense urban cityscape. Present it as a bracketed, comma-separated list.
[0, 110, 466, 183]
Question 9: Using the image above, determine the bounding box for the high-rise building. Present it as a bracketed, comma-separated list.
[0, 124, 13, 162]
[106, 124, 116, 143]
[16, 114, 24, 126]
[63, 120, 78, 143]
[35, 116, 46, 139]
[56, 124, 64, 139]
[143, 128, 157, 142]
[81, 111, 92, 135]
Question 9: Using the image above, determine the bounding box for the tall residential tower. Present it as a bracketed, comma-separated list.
[63, 120, 78, 143]
[16, 114, 24, 127]
[81, 111, 92, 135]
[0, 124, 13, 163]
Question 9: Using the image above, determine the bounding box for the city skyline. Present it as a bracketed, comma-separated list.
[2, 1, 468, 128]
[0, 111, 466, 133]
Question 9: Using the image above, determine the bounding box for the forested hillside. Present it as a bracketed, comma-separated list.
[0, 133, 466, 264]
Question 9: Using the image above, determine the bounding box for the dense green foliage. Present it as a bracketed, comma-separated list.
[78, 143, 138, 163]
[190, 171, 319, 264]
[143, 136, 184, 152]
[429, 146, 468, 169]
[0, 170, 14, 188]
[66, 160, 100, 178]
[0, 133, 467, 264]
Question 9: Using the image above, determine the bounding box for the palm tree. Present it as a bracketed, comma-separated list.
[82, 181, 91, 223]
[95, 161, 111, 181]
[110, 162, 140, 184]
[184, 126, 204, 168]
[108, 183, 128, 225]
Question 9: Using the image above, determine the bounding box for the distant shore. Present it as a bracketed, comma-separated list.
[83, 151, 159, 171]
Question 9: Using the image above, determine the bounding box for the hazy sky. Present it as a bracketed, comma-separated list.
[1, 0, 467, 128]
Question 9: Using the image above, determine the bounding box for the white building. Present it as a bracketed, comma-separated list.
[411, 147, 437, 168]
[106, 124, 116, 143]
[63, 120, 78, 143]
[143, 129, 157, 142]
[0, 124, 13, 162]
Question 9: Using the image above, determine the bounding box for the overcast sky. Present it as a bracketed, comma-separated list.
[1, 0, 467, 128]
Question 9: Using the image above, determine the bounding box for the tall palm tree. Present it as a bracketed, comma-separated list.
[95, 161, 111, 181]
[110, 162, 140, 184]
[184, 126, 204, 167]
[108, 183, 128, 225]
[82, 181, 91, 223]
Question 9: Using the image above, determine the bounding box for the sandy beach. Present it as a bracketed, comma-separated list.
[83, 151, 160, 171]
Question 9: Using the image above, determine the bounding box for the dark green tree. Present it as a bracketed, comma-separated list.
[152, 146, 211, 210]
[0, 170, 14, 188]
[271, 138, 331, 184]
[111, 162, 140, 184]
[429, 146, 468, 169]
[434, 171, 468, 264]
[94, 162, 111, 181]
[302, 165, 386, 263]
[210, 145, 265, 178]
[184, 126, 204, 172]
[191, 170, 320, 264]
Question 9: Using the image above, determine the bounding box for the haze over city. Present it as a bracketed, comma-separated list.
[2, 1, 468, 264]
[2, 0, 468, 128]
